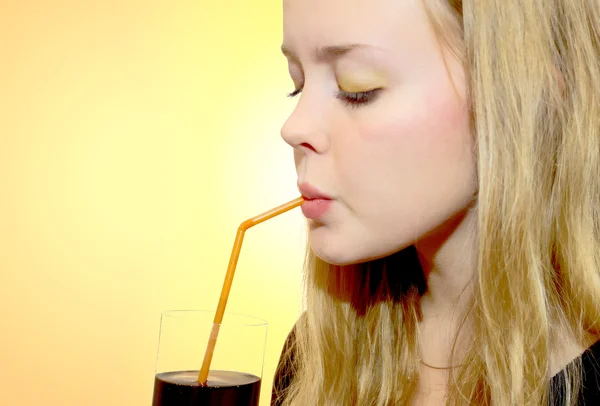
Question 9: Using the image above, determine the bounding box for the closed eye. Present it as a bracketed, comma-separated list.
[336, 89, 381, 107]
[286, 88, 382, 108]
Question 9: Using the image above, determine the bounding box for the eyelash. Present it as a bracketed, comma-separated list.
[286, 88, 381, 108]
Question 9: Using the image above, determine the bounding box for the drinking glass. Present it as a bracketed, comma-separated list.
[152, 310, 268, 406]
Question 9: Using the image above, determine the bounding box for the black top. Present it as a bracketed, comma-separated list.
[271, 328, 600, 405]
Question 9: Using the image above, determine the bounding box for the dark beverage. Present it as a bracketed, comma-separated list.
[152, 370, 261, 406]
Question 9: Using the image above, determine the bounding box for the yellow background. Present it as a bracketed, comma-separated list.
[0, 1, 306, 405]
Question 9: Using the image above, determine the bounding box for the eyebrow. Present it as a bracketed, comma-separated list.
[280, 43, 368, 63]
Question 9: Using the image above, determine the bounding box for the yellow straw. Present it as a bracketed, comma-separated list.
[197, 196, 304, 385]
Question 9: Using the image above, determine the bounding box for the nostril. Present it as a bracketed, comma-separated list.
[300, 143, 310, 148]
[300, 142, 317, 152]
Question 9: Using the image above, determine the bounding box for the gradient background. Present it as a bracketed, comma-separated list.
[0, 1, 306, 405]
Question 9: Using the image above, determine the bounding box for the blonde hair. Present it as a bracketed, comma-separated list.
[276, 0, 600, 405]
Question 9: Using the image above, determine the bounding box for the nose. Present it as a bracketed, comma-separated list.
[280, 92, 329, 154]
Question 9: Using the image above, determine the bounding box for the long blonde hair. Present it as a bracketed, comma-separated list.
[276, 0, 600, 404]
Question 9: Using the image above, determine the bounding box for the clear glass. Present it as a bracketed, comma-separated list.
[152, 310, 268, 406]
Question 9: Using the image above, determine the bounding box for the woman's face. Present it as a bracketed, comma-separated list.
[281, 0, 477, 266]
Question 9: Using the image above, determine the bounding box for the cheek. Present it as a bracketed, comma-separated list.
[370, 87, 470, 153]
[333, 86, 472, 193]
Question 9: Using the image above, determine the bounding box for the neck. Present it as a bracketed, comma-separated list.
[414, 203, 478, 367]
[416, 203, 477, 319]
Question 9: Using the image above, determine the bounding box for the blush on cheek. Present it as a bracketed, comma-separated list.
[423, 61, 471, 138]
[390, 77, 471, 152]
[343, 76, 470, 155]
[422, 90, 470, 142]
[348, 88, 471, 178]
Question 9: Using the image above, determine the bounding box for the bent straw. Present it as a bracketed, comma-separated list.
[197, 196, 304, 385]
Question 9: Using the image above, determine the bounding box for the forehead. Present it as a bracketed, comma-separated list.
[282, 0, 430, 58]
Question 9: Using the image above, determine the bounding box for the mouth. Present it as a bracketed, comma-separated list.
[298, 182, 334, 219]
[298, 182, 332, 201]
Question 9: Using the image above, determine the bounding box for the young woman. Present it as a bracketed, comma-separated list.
[272, 0, 600, 404]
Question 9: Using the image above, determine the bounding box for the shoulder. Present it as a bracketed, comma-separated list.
[578, 339, 600, 402]
[551, 339, 600, 404]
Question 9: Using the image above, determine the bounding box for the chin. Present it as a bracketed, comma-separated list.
[308, 227, 413, 267]
[311, 249, 361, 266]
[307, 232, 357, 265]
[308, 236, 392, 267]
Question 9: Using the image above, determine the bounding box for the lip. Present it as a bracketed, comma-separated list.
[298, 182, 333, 219]
[298, 182, 332, 200]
